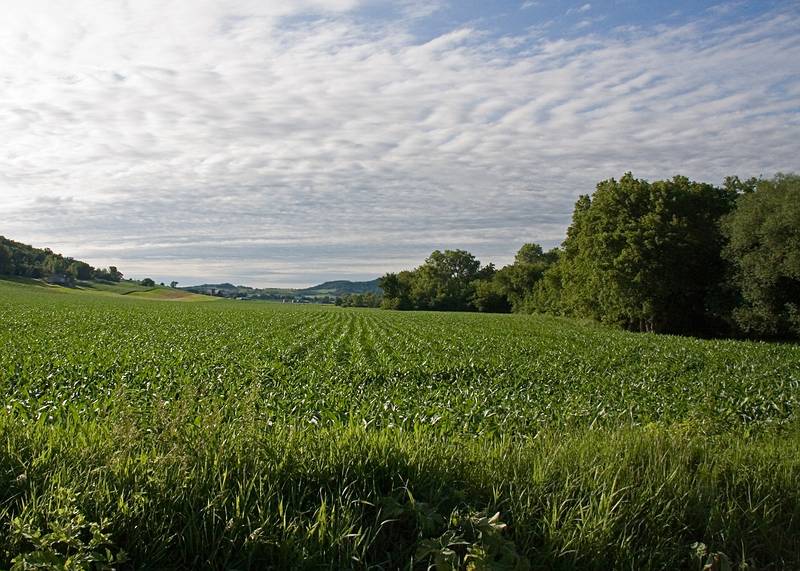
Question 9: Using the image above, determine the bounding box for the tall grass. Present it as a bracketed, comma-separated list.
[2, 414, 799, 569]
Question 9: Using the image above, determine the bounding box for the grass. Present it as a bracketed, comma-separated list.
[123, 288, 214, 301]
[1, 279, 798, 569]
[78, 280, 218, 301]
[0, 277, 218, 301]
[77, 280, 156, 295]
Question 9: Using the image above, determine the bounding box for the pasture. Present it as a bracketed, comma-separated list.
[1, 279, 798, 569]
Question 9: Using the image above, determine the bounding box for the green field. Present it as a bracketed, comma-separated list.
[1, 279, 799, 569]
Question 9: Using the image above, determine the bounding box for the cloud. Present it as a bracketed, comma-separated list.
[396, 0, 447, 19]
[566, 3, 592, 15]
[707, 2, 746, 16]
[0, 1, 798, 285]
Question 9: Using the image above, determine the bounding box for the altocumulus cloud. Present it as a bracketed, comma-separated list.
[1, 0, 798, 285]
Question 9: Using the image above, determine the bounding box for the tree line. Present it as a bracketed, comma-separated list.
[334, 292, 382, 308]
[0, 236, 123, 283]
[379, 173, 800, 340]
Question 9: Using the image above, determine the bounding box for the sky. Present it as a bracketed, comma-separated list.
[1, 0, 798, 287]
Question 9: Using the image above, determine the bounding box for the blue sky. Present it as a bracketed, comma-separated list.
[1, 0, 798, 286]
[362, 1, 790, 41]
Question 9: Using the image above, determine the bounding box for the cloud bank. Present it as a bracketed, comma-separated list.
[1, 1, 798, 285]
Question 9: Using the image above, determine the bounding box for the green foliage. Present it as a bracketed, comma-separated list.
[335, 291, 382, 307]
[417, 249, 482, 310]
[381, 246, 558, 314]
[381, 250, 484, 311]
[558, 173, 737, 334]
[722, 173, 800, 339]
[471, 278, 511, 313]
[93, 266, 122, 283]
[493, 244, 559, 313]
[379, 271, 415, 309]
[528, 259, 564, 315]
[8, 490, 127, 570]
[67, 262, 93, 281]
[416, 511, 529, 570]
[0, 236, 121, 283]
[0, 244, 13, 274]
[140, 278, 156, 287]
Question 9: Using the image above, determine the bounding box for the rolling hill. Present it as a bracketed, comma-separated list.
[184, 278, 382, 299]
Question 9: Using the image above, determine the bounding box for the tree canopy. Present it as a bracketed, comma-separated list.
[722, 173, 800, 338]
[379, 250, 483, 311]
[557, 173, 737, 334]
[0, 236, 123, 283]
[380, 246, 558, 313]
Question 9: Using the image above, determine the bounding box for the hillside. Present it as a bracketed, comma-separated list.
[0, 236, 218, 302]
[184, 278, 382, 300]
[299, 278, 381, 296]
[0, 275, 218, 303]
[0, 235, 122, 283]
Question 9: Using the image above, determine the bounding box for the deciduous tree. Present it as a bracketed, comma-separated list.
[722, 173, 800, 338]
[559, 173, 736, 333]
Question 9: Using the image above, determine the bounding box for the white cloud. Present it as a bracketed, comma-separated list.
[566, 3, 592, 15]
[0, 1, 798, 286]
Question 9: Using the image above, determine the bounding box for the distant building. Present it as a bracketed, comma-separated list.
[47, 273, 73, 286]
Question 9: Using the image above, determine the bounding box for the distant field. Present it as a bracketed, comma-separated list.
[0, 277, 217, 301]
[80, 281, 218, 301]
[1, 279, 799, 569]
[124, 288, 213, 301]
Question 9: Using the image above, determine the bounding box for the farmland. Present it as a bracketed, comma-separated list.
[1, 279, 799, 569]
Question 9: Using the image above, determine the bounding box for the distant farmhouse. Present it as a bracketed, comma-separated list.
[47, 273, 73, 286]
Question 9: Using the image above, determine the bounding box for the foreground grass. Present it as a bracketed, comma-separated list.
[1, 279, 799, 569]
[3, 416, 799, 569]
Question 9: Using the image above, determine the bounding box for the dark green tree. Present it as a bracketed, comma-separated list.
[379, 271, 414, 310]
[42, 254, 67, 276]
[67, 261, 93, 280]
[559, 173, 737, 334]
[528, 250, 564, 315]
[722, 173, 800, 338]
[336, 292, 382, 308]
[414, 249, 481, 311]
[0, 244, 13, 275]
[471, 278, 511, 313]
[494, 243, 555, 312]
[380, 250, 489, 311]
[0, 236, 114, 281]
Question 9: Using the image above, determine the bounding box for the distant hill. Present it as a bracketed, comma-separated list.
[182, 283, 291, 297]
[299, 279, 381, 296]
[184, 278, 382, 300]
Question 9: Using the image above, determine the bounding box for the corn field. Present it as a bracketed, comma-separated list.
[1, 280, 799, 569]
